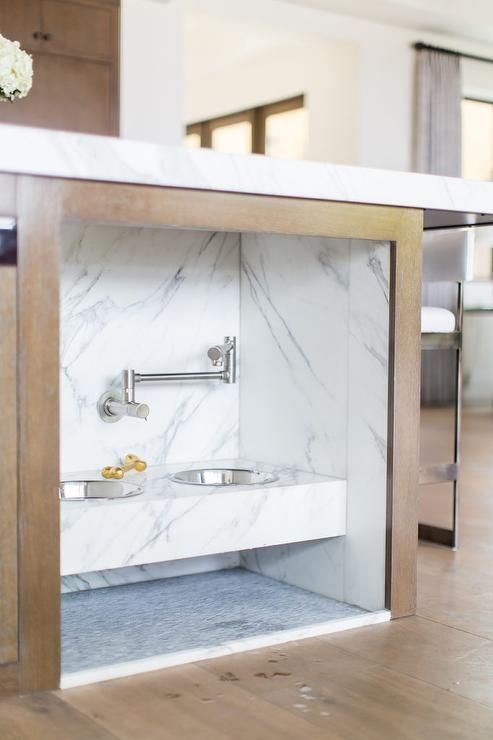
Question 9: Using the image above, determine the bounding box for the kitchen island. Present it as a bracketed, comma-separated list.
[0, 123, 491, 695]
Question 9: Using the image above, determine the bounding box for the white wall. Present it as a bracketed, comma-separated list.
[463, 58, 493, 103]
[183, 0, 493, 171]
[120, 0, 183, 145]
[117, 0, 493, 162]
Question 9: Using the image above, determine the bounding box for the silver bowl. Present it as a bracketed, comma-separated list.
[169, 468, 278, 486]
[59, 480, 144, 500]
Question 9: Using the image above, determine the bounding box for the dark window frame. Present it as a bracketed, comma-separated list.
[186, 95, 305, 154]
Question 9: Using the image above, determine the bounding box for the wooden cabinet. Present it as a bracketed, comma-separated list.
[0, 0, 119, 135]
[0, 52, 116, 135]
[40, 0, 117, 60]
[0, 0, 41, 50]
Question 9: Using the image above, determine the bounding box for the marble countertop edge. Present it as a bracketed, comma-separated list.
[60, 458, 346, 505]
[1, 124, 493, 215]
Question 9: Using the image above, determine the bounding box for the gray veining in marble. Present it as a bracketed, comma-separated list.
[1, 123, 492, 215]
[343, 240, 390, 609]
[240, 238, 390, 611]
[61, 553, 240, 593]
[60, 230, 388, 611]
[239, 233, 349, 477]
[60, 458, 346, 576]
[60, 223, 240, 471]
[61, 568, 365, 674]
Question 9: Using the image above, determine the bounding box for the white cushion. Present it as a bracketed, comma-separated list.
[421, 306, 456, 334]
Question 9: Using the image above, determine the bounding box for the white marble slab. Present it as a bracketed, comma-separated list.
[61, 553, 240, 593]
[60, 223, 240, 471]
[0, 123, 492, 214]
[343, 240, 390, 610]
[239, 234, 348, 478]
[239, 238, 389, 612]
[60, 232, 387, 613]
[61, 459, 347, 576]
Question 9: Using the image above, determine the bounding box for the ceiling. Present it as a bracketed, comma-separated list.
[282, 0, 493, 45]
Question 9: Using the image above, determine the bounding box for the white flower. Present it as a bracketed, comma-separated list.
[0, 34, 33, 102]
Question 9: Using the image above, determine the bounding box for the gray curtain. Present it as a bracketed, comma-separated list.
[415, 49, 462, 176]
[415, 48, 463, 405]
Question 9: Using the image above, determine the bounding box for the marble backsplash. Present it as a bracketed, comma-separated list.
[239, 233, 349, 477]
[240, 238, 390, 611]
[60, 228, 389, 610]
[62, 553, 240, 593]
[60, 224, 240, 472]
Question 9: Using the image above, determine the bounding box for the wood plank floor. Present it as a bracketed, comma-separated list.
[2, 408, 493, 739]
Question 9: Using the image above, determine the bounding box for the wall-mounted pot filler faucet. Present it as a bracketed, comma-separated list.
[97, 336, 236, 423]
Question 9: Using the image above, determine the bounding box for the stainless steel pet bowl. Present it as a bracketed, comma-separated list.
[169, 468, 278, 486]
[59, 480, 144, 500]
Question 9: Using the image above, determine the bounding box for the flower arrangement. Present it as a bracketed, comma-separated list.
[0, 33, 33, 102]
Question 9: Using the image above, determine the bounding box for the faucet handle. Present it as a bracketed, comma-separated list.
[207, 336, 236, 383]
[207, 337, 235, 367]
[101, 453, 147, 480]
[207, 345, 225, 366]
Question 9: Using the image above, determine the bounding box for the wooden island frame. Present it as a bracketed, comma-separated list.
[0, 174, 422, 695]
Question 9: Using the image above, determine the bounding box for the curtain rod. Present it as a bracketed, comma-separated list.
[414, 41, 493, 66]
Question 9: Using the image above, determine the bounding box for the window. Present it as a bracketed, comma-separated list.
[185, 132, 201, 149]
[185, 96, 307, 159]
[462, 98, 493, 180]
[264, 105, 308, 159]
[211, 119, 252, 154]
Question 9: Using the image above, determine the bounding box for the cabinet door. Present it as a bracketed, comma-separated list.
[0, 0, 42, 51]
[0, 52, 117, 135]
[40, 0, 118, 60]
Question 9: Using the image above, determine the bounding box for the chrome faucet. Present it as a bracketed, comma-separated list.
[98, 336, 237, 423]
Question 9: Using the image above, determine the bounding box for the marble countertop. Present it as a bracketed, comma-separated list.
[1, 124, 493, 215]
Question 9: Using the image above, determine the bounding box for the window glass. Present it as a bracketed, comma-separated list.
[211, 121, 252, 154]
[185, 132, 201, 148]
[462, 99, 493, 180]
[265, 107, 308, 159]
[185, 97, 307, 158]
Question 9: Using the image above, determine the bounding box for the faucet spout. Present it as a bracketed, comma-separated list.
[97, 384, 150, 423]
[106, 398, 149, 420]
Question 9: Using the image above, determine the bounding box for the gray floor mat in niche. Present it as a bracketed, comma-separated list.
[61, 567, 366, 673]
